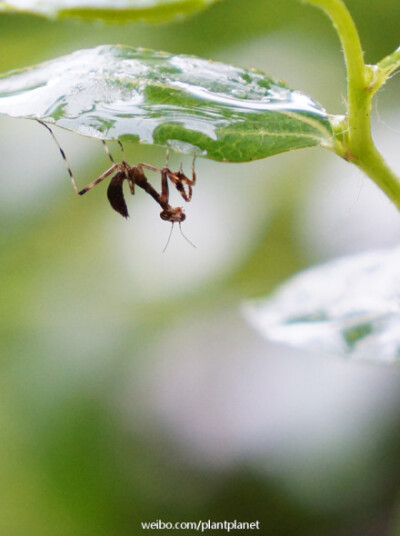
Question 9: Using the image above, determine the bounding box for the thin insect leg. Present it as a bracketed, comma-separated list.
[137, 150, 172, 176]
[175, 155, 197, 185]
[127, 174, 135, 196]
[180, 155, 197, 186]
[134, 151, 168, 177]
[191, 156, 197, 186]
[167, 157, 197, 201]
[102, 140, 115, 163]
[166, 171, 191, 202]
[117, 140, 125, 160]
[179, 222, 196, 249]
[37, 119, 79, 194]
[102, 139, 131, 190]
[78, 163, 125, 195]
[162, 223, 174, 253]
[167, 155, 197, 201]
[159, 169, 170, 205]
[108, 140, 131, 184]
[138, 162, 162, 174]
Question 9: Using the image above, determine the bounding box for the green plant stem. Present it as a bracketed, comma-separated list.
[303, 0, 400, 210]
[356, 144, 400, 205]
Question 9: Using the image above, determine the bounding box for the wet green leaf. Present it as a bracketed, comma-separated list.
[244, 247, 400, 362]
[0, 0, 217, 23]
[0, 45, 332, 162]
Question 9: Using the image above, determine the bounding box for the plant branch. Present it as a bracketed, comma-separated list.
[302, 0, 400, 210]
[302, 0, 369, 151]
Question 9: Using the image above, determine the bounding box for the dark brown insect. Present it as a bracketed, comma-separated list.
[79, 154, 196, 224]
[38, 120, 196, 225]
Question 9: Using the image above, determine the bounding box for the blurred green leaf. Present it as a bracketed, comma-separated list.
[244, 247, 400, 362]
[0, 45, 332, 162]
[0, 0, 217, 23]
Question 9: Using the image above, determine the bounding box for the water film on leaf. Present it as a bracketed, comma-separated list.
[244, 247, 400, 362]
[0, 45, 332, 162]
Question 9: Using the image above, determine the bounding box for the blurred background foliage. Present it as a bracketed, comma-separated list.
[1, 1, 400, 534]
